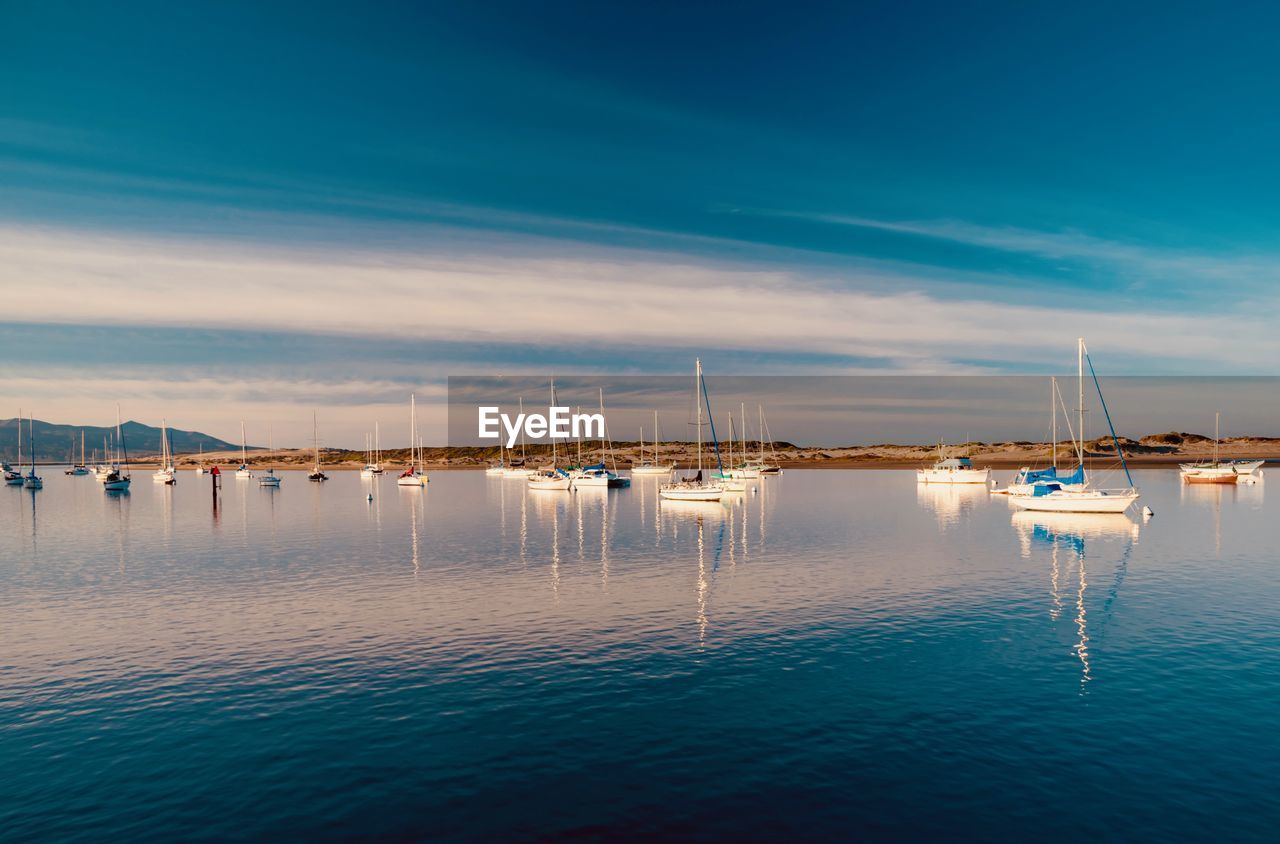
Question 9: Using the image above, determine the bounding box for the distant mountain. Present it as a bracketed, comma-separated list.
[0, 419, 241, 463]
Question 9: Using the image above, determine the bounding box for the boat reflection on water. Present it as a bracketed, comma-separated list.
[917, 481, 989, 528]
[1013, 510, 1139, 693]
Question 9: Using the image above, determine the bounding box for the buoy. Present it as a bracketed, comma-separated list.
[367, 493, 374, 502]
[1142, 506, 1153, 517]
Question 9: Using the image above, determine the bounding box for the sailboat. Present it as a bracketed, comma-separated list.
[307, 412, 328, 482]
[718, 402, 762, 479]
[632, 411, 677, 475]
[66, 431, 90, 475]
[528, 380, 574, 490]
[4, 411, 24, 485]
[194, 443, 206, 475]
[22, 413, 42, 489]
[485, 424, 507, 476]
[712, 410, 749, 492]
[94, 434, 116, 480]
[660, 359, 726, 501]
[361, 423, 385, 477]
[916, 440, 990, 484]
[1008, 339, 1139, 513]
[152, 418, 177, 484]
[235, 422, 253, 479]
[259, 424, 282, 487]
[397, 394, 427, 486]
[573, 388, 631, 488]
[503, 397, 536, 477]
[103, 407, 132, 491]
[1180, 413, 1239, 484]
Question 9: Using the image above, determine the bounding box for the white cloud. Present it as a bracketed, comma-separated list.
[2, 222, 1277, 372]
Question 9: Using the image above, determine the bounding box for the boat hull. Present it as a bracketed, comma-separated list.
[1009, 490, 1138, 513]
[659, 484, 725, 501]
[630, 465, 675, 475]
[103, 479, 131, 491]
[1182, 472, 1239, 484]
[528, 477, 573, 490]
[397, 474, 426, 486]
[916, 468, 991, 484]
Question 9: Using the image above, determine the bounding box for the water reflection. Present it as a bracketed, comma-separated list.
[916, 482, 989, 528]
[1013, 511, 1139, 694]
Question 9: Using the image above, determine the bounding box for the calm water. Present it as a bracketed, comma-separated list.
[3, 469, 1278, 841]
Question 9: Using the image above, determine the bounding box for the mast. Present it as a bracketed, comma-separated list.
[759, 405, 764, 463]
[241, 421, 247, 466]
[117, 404, 129, 476]
[654, 410, 659, 465]
[16, 407, 21, 471]
[1077, 337, 1085, 465]
[313, 411, 320, 470]
[409, 393, 417, 472]
[81, 430, 85, 467]
[1214, 411, 1220, 465]
[1051, 376, 1057, 469]
[375, 421, 381, 466]
[519, 397, 527, 463]
[695, 360, 703, 475]
[549, 379, 558, 466]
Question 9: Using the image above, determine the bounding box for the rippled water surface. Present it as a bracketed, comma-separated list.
[3, 469, 1278, 841]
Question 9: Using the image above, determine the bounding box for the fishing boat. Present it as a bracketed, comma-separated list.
[307, 412, 328, 481]
[632, 411, 677, 475]
[1008, 339, 1139, 514]
[103, 407, 132, 491]
[528, 380, 574, 490]
[152, 418, 177, 484]
[660, 359, 726, 502]
[235, 422, 253, 479]
[22, 413, 42, 489]
[4, 412, 24, 485]
[916, 441, 990, 484]
[570, 389, 631, 488]
[66, 431, 90, 475]
[397, 394, 427, 486]
[1180, 414, 1241, 484]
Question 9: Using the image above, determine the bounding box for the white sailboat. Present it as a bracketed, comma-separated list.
[572, 388, 631, 488]
[485, 431, 507, 476]
[1008, 339, 1139, 514]
[152, 418, 177, 484]
[397, 394, 427, 486]
[528, 380, 574, 490]
[259, 425, 282, 487]
[660, 359, 726, 502]
[66, 430, 90, 475]
[712, 410, 748, 492]
[4, 411, 24, 485]
[194, 443, 206, 475]
[503, 397, 536, 477]
[103, 407, 131, 491]
[1180, 414, 1242, 484]
[916, 440, 990, 484]
[235, 421, 253, 479]
[22, 413, 42, 489]
[94, 434, 116, 481]
[631, 411, 677, 475]
[361, 423, 385, 477]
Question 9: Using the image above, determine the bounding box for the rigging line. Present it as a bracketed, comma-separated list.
[1084, 348, 1135, 487]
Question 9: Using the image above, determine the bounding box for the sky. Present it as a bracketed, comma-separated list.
[3, 1, 1280, 446]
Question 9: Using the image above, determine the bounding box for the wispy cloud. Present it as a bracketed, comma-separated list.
[746, 209, 1280, 295]
[3, 222, 1277, 372]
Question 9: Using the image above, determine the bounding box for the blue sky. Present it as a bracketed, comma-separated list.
[3, 1, 1279, 445]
